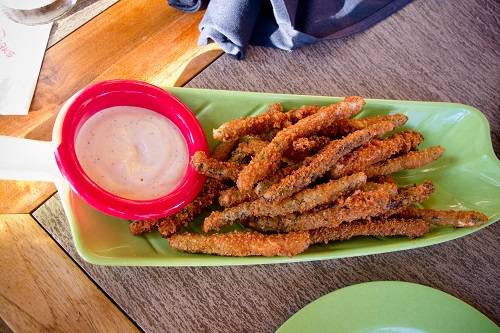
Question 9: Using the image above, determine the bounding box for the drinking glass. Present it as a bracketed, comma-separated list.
[0, 0, 77, 25]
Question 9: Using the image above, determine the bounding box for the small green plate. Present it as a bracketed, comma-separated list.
[276, 281, 498, 333]
[59, 87, 500, 266]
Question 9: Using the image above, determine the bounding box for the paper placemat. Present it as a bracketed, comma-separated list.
[0, 13, 52, 115]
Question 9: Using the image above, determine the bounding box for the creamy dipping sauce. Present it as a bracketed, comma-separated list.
[75, 106, 188, 200]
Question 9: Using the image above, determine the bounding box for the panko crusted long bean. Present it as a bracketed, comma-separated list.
[309, 218, 430, 244]
[218, 164, 303, 207]
[128, 178, 225, 236]
[323, 114, 408, 137]
[384, 181, 435, 215]
[219, 186, 259, 207]
[252, 182, 397, 232]
[155, 178, 226, 238]
[330, 130, 423, 178]
[203, 173, 367, 232]
[263, 120, 398, 201]
[169, 231, 311, 256]
[231, 136, 330, 163]
[229, 138, 268, 163]
[129, 218, 161, 235]
[291, 136, 330, 153]
[396, 207, 488, 227]
[286, 105, 321, 123]
[364, 146, 445, 177]
[254, 163, 302, 196]
[191, 151, 243, 181]
[213, 103, 289, 142]
[211, 140, 238, 161]
[237, 96, 365, 191]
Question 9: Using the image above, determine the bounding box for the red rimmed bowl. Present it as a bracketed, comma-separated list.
[0, 80, 208, 220]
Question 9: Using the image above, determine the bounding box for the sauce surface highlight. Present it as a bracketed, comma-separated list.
[75, 106, 188, 200]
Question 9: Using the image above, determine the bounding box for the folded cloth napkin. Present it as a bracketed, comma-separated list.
[168, 0, 411, 59]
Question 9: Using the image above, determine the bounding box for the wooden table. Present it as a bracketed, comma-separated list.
[1, 0, 499, 332]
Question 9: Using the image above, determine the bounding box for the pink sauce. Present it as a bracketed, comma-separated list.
[75, 106, 188, 200]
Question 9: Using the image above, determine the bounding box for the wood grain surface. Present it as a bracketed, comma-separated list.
[0, 181, 55, 214]
[49, 0, 120, 46]
[0, 0, 221, 213]
[0, 215, 138, 332]
[33, 1, 500, 332]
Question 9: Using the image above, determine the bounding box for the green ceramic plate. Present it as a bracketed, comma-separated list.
[276, 281, 498, 333]
[60, 87, 500, 266]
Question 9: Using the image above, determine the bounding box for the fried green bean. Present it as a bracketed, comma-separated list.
[213, 103, 289, 142]
[383, 181, 435, 216]
[309, 218, 429, 244]
[229, 138, 268, 163]
[169, 231, 311, 257]
[263, 120, 398, 201]
[286, 105, 321, 123]
[396, 207, 488, 227]
[218, 186, 259, 207]
[203, 173, 367, 232]
[191, 151, 243, 181]
[129, 178, 225, 236]
[231, 136, 330, 164]
[236, 96, 365, 191]
[330, 130, 423, 178]
[252, 182, 397, 232]
[323, 114, 408, 137]
[211, 140, 238, 161]
[364, 146, 445, 177]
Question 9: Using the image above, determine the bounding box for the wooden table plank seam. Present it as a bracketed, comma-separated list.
[0, 214, 140, 332]
[26, 211, 146, 332]
[49, 0, 121, 47]
[27, 189, 57, 215]
[179, 48, 224, 87]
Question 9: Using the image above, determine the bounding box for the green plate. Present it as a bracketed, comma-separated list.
[276, 281, 498, 333]
[60, 87, 500, 266]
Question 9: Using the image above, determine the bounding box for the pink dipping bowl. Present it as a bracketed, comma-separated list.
[54, 80, 208, 220]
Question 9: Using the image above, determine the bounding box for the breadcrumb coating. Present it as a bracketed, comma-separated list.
[263, 120, 397, 201]
[396, 207, 488, 227]
[211, 140, 238, 161]
[236, 96, 365, 192]
[129, 178, 225, 236]
[286, 105, 321, 123]
[191, 151, 243, 181]
[309, 218, 429, 244]
[365, 146, 445, 177]
[203, 173, 367, 232]
[330, 131, 423, 178]
[219, 186, 259, 207]
[169, 231, 310, 256]
[213, 103, 289, 142]
[323, 114, 408, 137]
[252, 183, 397, 232]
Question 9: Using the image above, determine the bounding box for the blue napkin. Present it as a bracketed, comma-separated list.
[168, 0, 412, 59]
